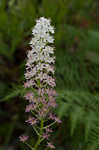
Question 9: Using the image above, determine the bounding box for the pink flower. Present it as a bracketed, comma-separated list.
[47, 142, 55, 149]
[49, 113, 56, 120]
[24, 92, 34, 102]
[48, 97, 57, 108]
[25, 117, 37, 125]
[25, 104, 34, 112]
[38, 88, 45, 96]
[49, 114, 62, 123]
[38, 106, 48, 118]
[45, 76, 56, 87]
[42, 132, 50, 140]
[46, 89, 57, 97]
[45, 127, 53, 133]
[24, 80, 35, 88]
[19, 135, 29, 142]
[54, 117, 62, 124]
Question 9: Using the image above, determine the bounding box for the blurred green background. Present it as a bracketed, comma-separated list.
[0, 0, 99, 150]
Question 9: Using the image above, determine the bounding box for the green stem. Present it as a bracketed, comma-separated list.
[43, 121, 56, 129]
[34, 119, 44, 150]
[25, 142, 34, 150]
[33, 126, 41, 136]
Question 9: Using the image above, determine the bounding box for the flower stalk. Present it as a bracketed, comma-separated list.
[19, 17, 61, 150]
[34, 120, 44, 150]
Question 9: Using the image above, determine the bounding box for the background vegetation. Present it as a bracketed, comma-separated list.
[0, 0, 99, 150]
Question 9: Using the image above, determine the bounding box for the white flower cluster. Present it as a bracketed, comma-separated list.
[25, 17, 56, 88]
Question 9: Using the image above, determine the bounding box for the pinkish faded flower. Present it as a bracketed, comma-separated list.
[49, 113, 56, 120]
[38, 88, 45, 96]
[48, 97, 57, 108]
[54, 117, 62, 124]
[49, 114, 61, 123]
[46, 89, 57, 97]
[45, 76, 56, 87]
[41, 98, 47, 105]
[19, 135, 29, 142]
[45, 127, 53, 133]
[38, 106, 48, 118]
[24, 92, 34, 102]
[42, 132, 50, 140]
[24, 80, 35, 88]
[25, 104, 34, 112]
[25, 117, 37, 125]
[47, 142, 55, 149]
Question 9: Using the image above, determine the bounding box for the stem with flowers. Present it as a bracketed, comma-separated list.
[19, 17, 61, 150]
[34, 119, 44, 150]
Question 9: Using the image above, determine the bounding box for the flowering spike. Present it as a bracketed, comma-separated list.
[20, 17, 61, 150]
[24, 17, 55, 88]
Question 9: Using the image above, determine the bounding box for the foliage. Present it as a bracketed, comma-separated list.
[0, 0, 99, 150]
[57, 90, 99, 150]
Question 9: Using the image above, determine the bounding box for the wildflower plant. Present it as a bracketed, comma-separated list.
[19, 17, 61, 150]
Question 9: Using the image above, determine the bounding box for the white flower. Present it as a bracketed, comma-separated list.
[25, 17, 55, 88]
